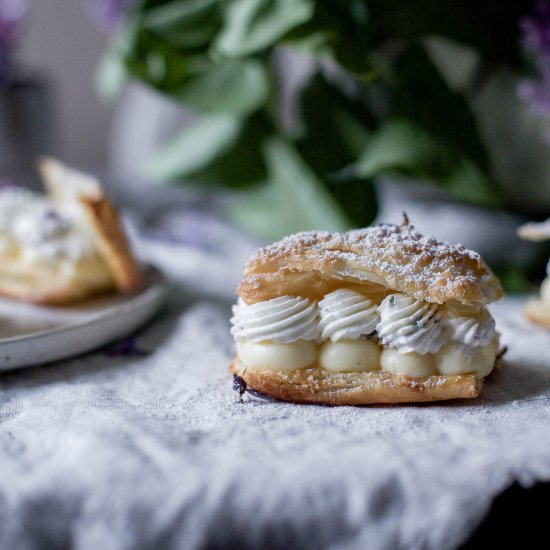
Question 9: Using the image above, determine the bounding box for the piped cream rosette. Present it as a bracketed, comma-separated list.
[231, 290, 498, 379]
[230, 224, 504, 405]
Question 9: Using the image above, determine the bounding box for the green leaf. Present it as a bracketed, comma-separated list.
[326, 177, 379, 231]
[215, 0, 314, 57]
[491, 264, 534, 294]
[364, 0, 529, 67]
[187, 114, 268, 188]
[175, 59, 269, 115]
[126, 30, 269, 115]
[298, 74, 372, 171]
[96, 13, 142, 102]
[143, 114, 243, 182]
[283, 3, 374, 75]
[297, 73, 378, 227]
[283, 30, 333, 59]
[230, 137, 352, 239]
[125, 2, 270, 115]
[96, 37, 129, 102]
[356, 118, 500, 206]
[144, 112, 268, 188]
[390, 43, 490, 171]
[142, 0, 222, 50]
[125, 29, 199, 92]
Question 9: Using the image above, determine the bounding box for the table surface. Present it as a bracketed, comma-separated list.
[1, 207, 550, 550]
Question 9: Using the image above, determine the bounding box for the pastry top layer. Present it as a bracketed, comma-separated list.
[237, 224, 503, 306]
[36, 157, 142, 293]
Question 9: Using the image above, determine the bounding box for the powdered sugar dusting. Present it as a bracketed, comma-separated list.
[244, 224, 502, 305]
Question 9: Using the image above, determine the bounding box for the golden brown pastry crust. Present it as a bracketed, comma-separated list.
[230, 359, 483, 405]
[525, 299, 550, 329]
[238, 225, 503, 306]
[37, 157, 142, 294]
[79, 196, 141, 293]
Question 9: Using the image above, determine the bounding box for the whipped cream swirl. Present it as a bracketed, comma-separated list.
[0, 187, 95, 261]
[441, 309, 495, 347]
[0, 188, 39, 231]
[14, 203, 95, 261]
[231, 296, 320, 344]
[318, 289, 379, 341]
[376, 293, 445, 355]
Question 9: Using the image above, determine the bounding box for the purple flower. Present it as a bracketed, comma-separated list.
[518, 79, 550, 118]
[0, 0, 26, 84]
[0, 177, 13, 190]
[91, 0, 134, 32]
[518, 1, 550, 142]
[521, 1, 550, 59]
[0, 0, 26, 46]
[105, 336, 149, 357]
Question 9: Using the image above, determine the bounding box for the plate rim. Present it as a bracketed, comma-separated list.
[0, 264, 167, 346]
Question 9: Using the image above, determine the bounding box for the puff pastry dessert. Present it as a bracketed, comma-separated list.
[230, 221, 504, 405]
[0, 158, 141, 304]
[518, 219, 550, 328]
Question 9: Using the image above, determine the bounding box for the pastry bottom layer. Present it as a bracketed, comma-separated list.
[230, 359, 483, 405]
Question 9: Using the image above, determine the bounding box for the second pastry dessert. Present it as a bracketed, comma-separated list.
[230, 221, 503, 405]
[0, 158, 141, 304]
[518, 219, 550, 328]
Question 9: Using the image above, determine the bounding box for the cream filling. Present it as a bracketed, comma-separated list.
[318, 289, 379, 341]
[319, 340, 380, 372]
[436, 337, 499, 378]
[380, 349, 437, 377]
[235, 340, 317, 371]
[232, 293, 498, 378]
[0, 188, 96, 263]
[235, 338, 497, 378]
[440, 304, 495, 347]
[376, 293, 445, 355]
[231, 296, 320, 344]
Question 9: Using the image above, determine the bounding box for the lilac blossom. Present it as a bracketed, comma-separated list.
[0, 0, 26, 85]
[518, 0, 550, 143]
[105, 335, 149, 357]
[91, 0, 134, 32]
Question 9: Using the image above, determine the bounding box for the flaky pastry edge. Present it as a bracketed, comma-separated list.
[37, 157, 142, 294]
[237, 225, 503, 306]
[230, 359, 485, 405]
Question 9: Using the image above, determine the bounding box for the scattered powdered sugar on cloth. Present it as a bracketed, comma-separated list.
[0, 234, 549, 549]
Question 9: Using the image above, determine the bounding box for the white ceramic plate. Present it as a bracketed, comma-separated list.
[0, 265, 167, 370]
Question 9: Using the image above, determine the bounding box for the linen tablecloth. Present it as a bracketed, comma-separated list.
[1, 207, 549, 550]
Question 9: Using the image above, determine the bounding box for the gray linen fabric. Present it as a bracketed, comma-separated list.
[0, 233, 549, 550]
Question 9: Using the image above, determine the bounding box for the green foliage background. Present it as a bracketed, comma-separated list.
[100, 0, 534, 239]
